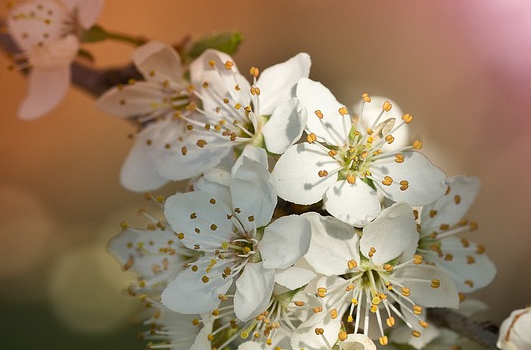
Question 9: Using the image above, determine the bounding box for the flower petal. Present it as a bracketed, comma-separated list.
[371, 151, 447, 205]
[162, 259, 232, 314]
[231, 145, 269, 177]
[61, 0, 104, 28]
[257, 52, 311, 115]
[259, 215, 311, 269]
[275, 266, 316, 290]
[262, 98, 307, 154]
[392, 264, 459, 308]
[324, 179, 381, 227]
[303, 212, 360, 276]
[291, 311, 341, 350]
[296, 78, 351, 145]
[164, 191, 234, 250]
[339, 334, 377, 350]
[230, 157, 276, 230]
[132, 41, 184, 83]
[234, 262, 275, 321]
[18, 64, 70, 120]
[271, 143, 338, 205]
[360, 202, 418, 265]
[420, 175, 480, 232]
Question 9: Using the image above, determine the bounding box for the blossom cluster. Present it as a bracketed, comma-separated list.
[5, 1, 508, 349]
[98, 43, 498, 350]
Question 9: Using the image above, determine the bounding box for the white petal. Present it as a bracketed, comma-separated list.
[132, 41, 184, 83]
[231, 145, 269, 177]
[275, 267, 316, 290]
[271, 143, 338, 205]
[7, 0, 68, 50]
[194, 167, 232, 206]
[18, 64, 70, 120]
[234, 263, 275, 321]
[371, 151, 447, 205]
[107, 227, 184, 281]
[498, 308, 531, 350]
[339, 334, 377, 350]
[95, 81, 172, 117]
[60, 0, 104, 28]
[259, 215, 311, 269]
[230, 157, 276, 230]
[291, 311, 341, 350]
[352, 96, 408, 150]
[360, 202, 418, 265]
[324, 179, 381, 227]
[162, 261, 232, 314]
[257, 52, 311, 115]
[262, 98, 307, 154]
[190, 49, 240, 81]
[430, 236, 496, 293]
[164, 191, 234, 250]
[120, 139, 169, 191]
[303, 212, 360, 276]
[420, 175, 480, 232]
[392, 265, 459, 308]
[191, 321, 215, 350]
[296, 78, 351, 146]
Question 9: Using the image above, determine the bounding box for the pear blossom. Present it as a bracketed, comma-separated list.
[161, 155, 311, 321]
[7, 0, 105, 119]
[271, 78, 447, 226]
[160, 49, 310, 180]
[497, 307, 531, 350]
[96, 40, 207, 191]
[417, 175, 496, 294]
[302, 203, 459, 347]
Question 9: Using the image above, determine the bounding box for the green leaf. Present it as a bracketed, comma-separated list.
[82, 25, 108, 43]
[185, 31, 243, 61]
[77, 48, 95, 62]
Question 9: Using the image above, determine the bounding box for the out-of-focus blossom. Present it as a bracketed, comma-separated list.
[497, 306, 531, 350]
[7, 0, 105, 119]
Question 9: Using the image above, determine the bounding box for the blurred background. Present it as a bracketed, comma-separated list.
[1, 0, 531, 349]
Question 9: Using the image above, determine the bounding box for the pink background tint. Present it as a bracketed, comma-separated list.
[1, 0, 531, 337]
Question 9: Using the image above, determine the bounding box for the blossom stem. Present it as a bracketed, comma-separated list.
[103, 29, 147, 46]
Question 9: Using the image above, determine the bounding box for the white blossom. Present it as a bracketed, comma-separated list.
[498, 307, 531, 350]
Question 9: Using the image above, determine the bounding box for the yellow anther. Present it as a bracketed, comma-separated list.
[469, 221, 478, 231]
[401, 287, 411, 297]
[412, 330, 421, 338]
[459, 293, 466, 302]
[318, 170, 329, 178]
[400, 180, 409, 191]
[234, 103, 242, 110]
[315, 110, 324, 119]
[461, 238, 470, 248]
[208, 60, 216, 67]
[454, 195, 461, 204]
[351, 298, 358, 305]
[368, 246, 376, 258]
[383, 101, 392, 112]
[212, 309, 220, 316]
[379, 336, 389, 346]
[306, 133, 317, 143]
[346, 174, 356, 184]
[176, 233, 184, 240]
[338, 107, 349, 116]
[249, 66, 259, 77]
[372, 296, 381, 305]
[294, 301, 305, 307]
[362, 93, 371, 103]
[202, 276, 209, 283]
[413, 140, 423, 149]
[467, 255, 476, 264]
[440, 223, 450, 231]
[413, 209, 419, 220]
[413, 305, 423, 315]
[348, 259, 357, 270]
[386, 317, 396, 327]
[402, 113, 413, 124]
[360, 150, 369, 159]
[444, 254, 454, 261]
[314, 328, 324, 335]
[330, 309, 338, 319]
[328, 149, 337, 157]
[394, 153, 404, 163]
[210, 224, 217, 231]
[120, 221, 129, 229]
[383, 263, 393, 272]
[382, 176, 393, 186]
[224, 61, 234, 70]
[345, 284, 354, 291]
[370, 305, 378, 313]
[431, 279, 441, 288]
[338, 331, 348, 341]
[317, 287, 327, 298]
[419, 320, 429, 328]
[347, 315, 354, 322]
[385, 134, 395, 144]
[476, 244, 486, 254]
[196, 139, 207, 148]
[190, 212, 197, 219]
[429, 209, 438, 218]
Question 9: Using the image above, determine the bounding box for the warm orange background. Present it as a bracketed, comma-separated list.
[1, 0, 530, 347]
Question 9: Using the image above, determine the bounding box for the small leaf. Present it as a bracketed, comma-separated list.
[77, 48, 95, 62]
[82, 25, 108, 43]
[185, 31, 243, 61]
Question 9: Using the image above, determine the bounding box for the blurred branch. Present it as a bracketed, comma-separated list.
[428, 308, 499, 350]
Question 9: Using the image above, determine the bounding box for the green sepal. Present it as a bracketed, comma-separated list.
[81, 25, 108, 43]
[77, 48, 95, 62]
[185, 31, 243, 62]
